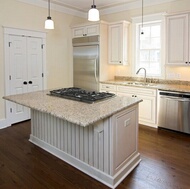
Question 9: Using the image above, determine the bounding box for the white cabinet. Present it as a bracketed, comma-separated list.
[117, 85, 157, 127]
[166, 13, 190, 65]
[111, 105, 139, 175]
[100, 83, 117, 94]
[72, 24, 99, 38]
[108, 21, 130, 65]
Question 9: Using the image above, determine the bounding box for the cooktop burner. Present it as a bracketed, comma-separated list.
[49, 87, 115, 103]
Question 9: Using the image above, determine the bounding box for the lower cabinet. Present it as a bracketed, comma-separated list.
[100, 83, 157, 127]
[117, 86, 157, 127]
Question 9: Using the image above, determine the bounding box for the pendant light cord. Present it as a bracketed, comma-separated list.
[142, 0, 143, 28]
[141, 0, 144, 34]
[48, 0, 50, 17]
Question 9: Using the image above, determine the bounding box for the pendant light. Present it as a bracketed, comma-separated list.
[141, 0, 144, 35]
[88, 0, 100, 21]
[45, 0, 54, 29]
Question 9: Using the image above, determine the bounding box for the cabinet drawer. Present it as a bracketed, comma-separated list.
[117, 85, 156, 96]
[100, 84, 117, 92]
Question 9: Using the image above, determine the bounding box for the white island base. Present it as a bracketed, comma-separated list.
[29, 104, 141, 189]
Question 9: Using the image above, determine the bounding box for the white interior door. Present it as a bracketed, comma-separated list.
[9, 35, 30, 123]
[27, 37, 43, 92]
[9, 35, 43, 124]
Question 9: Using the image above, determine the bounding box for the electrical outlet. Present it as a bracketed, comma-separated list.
[167, 73, 175, 79]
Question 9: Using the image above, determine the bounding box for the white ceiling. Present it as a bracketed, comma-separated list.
[18, 0, 179, 18]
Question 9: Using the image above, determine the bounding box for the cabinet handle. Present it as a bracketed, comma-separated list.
[23, 81, 27, 85]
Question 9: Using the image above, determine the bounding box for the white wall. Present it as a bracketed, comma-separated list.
[0, 0, 85, 123]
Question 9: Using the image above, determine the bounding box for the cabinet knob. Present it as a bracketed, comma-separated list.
[185, 62, 188, 64]
[28, 81, 33, 84]
[23, 81, 27, 85]
[119, 61, 122, 63]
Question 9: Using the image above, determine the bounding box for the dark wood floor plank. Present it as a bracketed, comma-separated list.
[0, 121, 190, 189]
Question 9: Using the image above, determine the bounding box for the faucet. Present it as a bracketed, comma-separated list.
[136, 67, 147, 83]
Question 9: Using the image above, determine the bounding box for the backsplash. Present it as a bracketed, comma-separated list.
[114, 76, 190, 86]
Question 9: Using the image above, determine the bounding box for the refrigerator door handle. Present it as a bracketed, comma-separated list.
[94, 59, 98, 83]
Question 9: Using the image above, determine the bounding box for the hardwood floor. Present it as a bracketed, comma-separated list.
[0, 121, 190, 189]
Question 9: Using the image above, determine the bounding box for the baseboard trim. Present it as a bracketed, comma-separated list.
[0, 118, 11, 129]
[29, 135, 141, 189]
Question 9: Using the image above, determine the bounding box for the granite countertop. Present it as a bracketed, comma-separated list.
[101, 80, 190, 93]
[3, 90, 142, 127]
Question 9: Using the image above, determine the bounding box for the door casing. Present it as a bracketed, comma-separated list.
[3, 27, 47, 127]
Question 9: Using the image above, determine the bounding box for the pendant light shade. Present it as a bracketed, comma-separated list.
[88, 0, 100, 21]
[45, 16, 54, 29]
[45, 0, 54, 29]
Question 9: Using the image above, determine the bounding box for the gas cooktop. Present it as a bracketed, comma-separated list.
[49, 87, 115, 104]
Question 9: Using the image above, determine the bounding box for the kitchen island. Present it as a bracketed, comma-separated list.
[4, 90, 142, 189]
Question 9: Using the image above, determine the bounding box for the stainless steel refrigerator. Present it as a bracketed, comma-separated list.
[72, 36, 99, 91]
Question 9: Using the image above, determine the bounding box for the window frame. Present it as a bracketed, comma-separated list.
[131, 13, 165, 79]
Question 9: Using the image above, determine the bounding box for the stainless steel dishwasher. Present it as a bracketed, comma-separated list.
[158, 90, 190, 134]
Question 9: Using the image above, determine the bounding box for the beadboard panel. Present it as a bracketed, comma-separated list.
[31, 109, 112, 175]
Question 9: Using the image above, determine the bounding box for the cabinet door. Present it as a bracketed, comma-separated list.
[117, 92, 156, 125]
[108, 22, 128, 65]
[72, 27, 86, 38]
[86, 25, 99, 36]
[166, 14, 189, 65]
[138, 94, 156, 125]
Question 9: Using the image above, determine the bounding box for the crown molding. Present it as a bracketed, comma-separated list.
[100, 0, 178, 15]
[17, 0, 86, 18]
[17, 0, 179, 18]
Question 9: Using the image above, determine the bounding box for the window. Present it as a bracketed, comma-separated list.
[135, 21, 162, 77]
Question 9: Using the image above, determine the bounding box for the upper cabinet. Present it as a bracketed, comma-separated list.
[108, 21, 130, 65]
[166, 13, 189, 66]
[72, 24, 100, 38]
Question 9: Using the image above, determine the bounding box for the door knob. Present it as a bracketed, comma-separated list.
[23, 81, 27, 85]
[28, 81, 33, 84]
